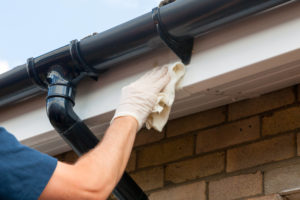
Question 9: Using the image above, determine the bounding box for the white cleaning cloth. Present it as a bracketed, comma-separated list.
[146, 62, 186, 132]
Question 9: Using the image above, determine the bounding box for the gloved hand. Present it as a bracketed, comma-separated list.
[112, 66, 170, 131]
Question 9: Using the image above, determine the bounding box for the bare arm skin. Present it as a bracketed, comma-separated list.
[39, 116, 138, 200]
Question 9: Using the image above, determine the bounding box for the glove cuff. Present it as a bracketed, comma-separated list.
[111, 111, 144, 131]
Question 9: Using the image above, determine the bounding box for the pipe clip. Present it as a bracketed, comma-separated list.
[152, 7, 194, 65]
[70, 39, 98, 81]
[47, 83, 75, 105]
[26, 57, 48, 90]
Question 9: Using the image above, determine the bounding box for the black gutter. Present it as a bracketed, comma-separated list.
[0, 0, 294, 107]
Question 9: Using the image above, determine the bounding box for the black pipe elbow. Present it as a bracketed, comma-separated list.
[46, 66, 99, 155]
[46, 66, 78, 134]
[47, 96, 100, 155]
[46, 97, 78, 133]
[47, 96, 99, 155]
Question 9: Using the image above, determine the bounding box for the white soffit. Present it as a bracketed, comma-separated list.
[0, 2, 299, 155]
[280, 187, 300, 200]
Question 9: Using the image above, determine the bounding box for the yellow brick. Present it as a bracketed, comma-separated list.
[64, 151, 78, 163]
[137, 135, 194, 168]
[166, 107, 226, 137]
[196, 117, 260, 154]
[55, 150, 78, 164]
[263, 106, 300, 136]
[229, 88, 295, 120]
[54, 153, 64, 161]
[135, 128, 164, 147]
[227, 134, 295, 172]
[298, 84, 300, 101]
[165, 152, 224, 183]
[108, 194, 118, 200]
[298, 132, 300, 156]
[126, 150, 136, 172]
[246, 194, 283, 200]
[149, 181, 206, 200]
[130, 167, 163, 191]
[209, 172, 263, 200]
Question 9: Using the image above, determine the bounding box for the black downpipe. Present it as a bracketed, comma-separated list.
[0, 0, 294, 107]
[46, 66, 148, 200]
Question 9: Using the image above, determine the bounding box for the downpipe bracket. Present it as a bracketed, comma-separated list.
[26, 40, 99, 91]
[152, 7, 194, 65]
[70, 39, 98, 81]
[47, 83, 75, 105]
[26, 57, 48, 90]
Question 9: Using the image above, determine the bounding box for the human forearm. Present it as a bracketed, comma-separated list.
[40, 116, 137, 200]
[74, 116, 138, 192]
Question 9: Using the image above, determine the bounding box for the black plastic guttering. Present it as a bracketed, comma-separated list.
[0, 0, 294, 107]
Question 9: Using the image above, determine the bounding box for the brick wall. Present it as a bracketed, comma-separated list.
[55, 85, 300, 200]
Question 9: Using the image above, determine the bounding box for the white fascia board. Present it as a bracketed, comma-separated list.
[280, 187, 300, 200]
[0, 2, 299, 155]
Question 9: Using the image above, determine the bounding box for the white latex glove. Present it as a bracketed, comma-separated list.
[112, 66, 170, 131]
